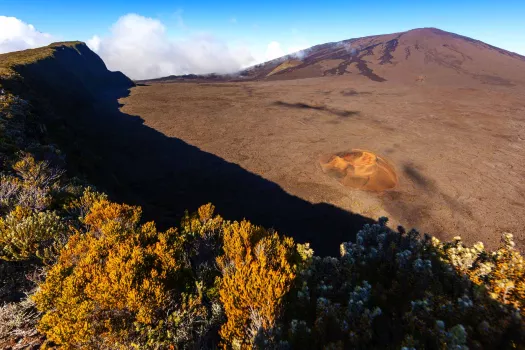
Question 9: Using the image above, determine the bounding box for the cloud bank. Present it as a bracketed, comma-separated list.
[87, 14, 256, 80]
[0, 14, 312, 80]
[0, 16, 54, 53]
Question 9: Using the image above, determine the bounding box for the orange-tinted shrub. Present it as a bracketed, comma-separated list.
[216, 220, 297, 348]
[32, 199, 188, 348]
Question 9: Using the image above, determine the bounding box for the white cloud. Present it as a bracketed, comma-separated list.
[263, 41, 310, 62]
[86, 35, 101, 52]
[265, 41, 285, 61]
[0, 16, 54, 54]
[88, 13, 256, 80]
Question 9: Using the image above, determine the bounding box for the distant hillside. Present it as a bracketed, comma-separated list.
[144, 27, 525, 86]
[241, 28, 525, 85]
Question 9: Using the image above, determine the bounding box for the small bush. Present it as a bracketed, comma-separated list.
[0, 154, 65, 215]
[63, 186, 108, 222]
[0, 206, 66, 263]
[179, 203, 225, 300]
[135, 293, 223, 349]
[217, 220, 298, 348]
[0, 175, 22, 212]
[12, 155, 64, 190]
[436, 233, 525, 315]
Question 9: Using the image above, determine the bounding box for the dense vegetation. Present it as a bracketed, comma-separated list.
[1, 45, 524, 349]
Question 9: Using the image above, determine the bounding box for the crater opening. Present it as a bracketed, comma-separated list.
[319, 150, 398, 191]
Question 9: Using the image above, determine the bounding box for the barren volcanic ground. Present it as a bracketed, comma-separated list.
[120, 75, 525, 251]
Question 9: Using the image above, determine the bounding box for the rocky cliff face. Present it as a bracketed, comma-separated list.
[0, 42, 135, 189]
[0, 42, 134, 112]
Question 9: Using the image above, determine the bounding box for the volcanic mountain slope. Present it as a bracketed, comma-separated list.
[241, 27, 525, 85]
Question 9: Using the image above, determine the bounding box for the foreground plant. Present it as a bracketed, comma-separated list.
[32, 199, 190, 348]
[217, 220, 298, 348]
[0, 206, 66, 262]
[279, 218, 525, 349]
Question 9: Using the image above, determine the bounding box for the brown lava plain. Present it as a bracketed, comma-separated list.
[119, 76, 525, 252]
[119, 28, 525, 252]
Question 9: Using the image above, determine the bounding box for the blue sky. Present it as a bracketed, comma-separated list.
[1, 0, 524, 78]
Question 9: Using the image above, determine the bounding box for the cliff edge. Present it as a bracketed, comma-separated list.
[0, 41, 134, 112]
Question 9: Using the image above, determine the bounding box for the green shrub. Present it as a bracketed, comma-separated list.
[0, 206, 66, 263]
[279, 218, 525, 349]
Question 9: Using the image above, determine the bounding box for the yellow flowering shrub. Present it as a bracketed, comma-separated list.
[179, 203, 224, 240]
[476, 247, 525, 312]
[63, 186, 108, 222]
[217, 220, 297, 348]
[32, 199, 188, 348]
